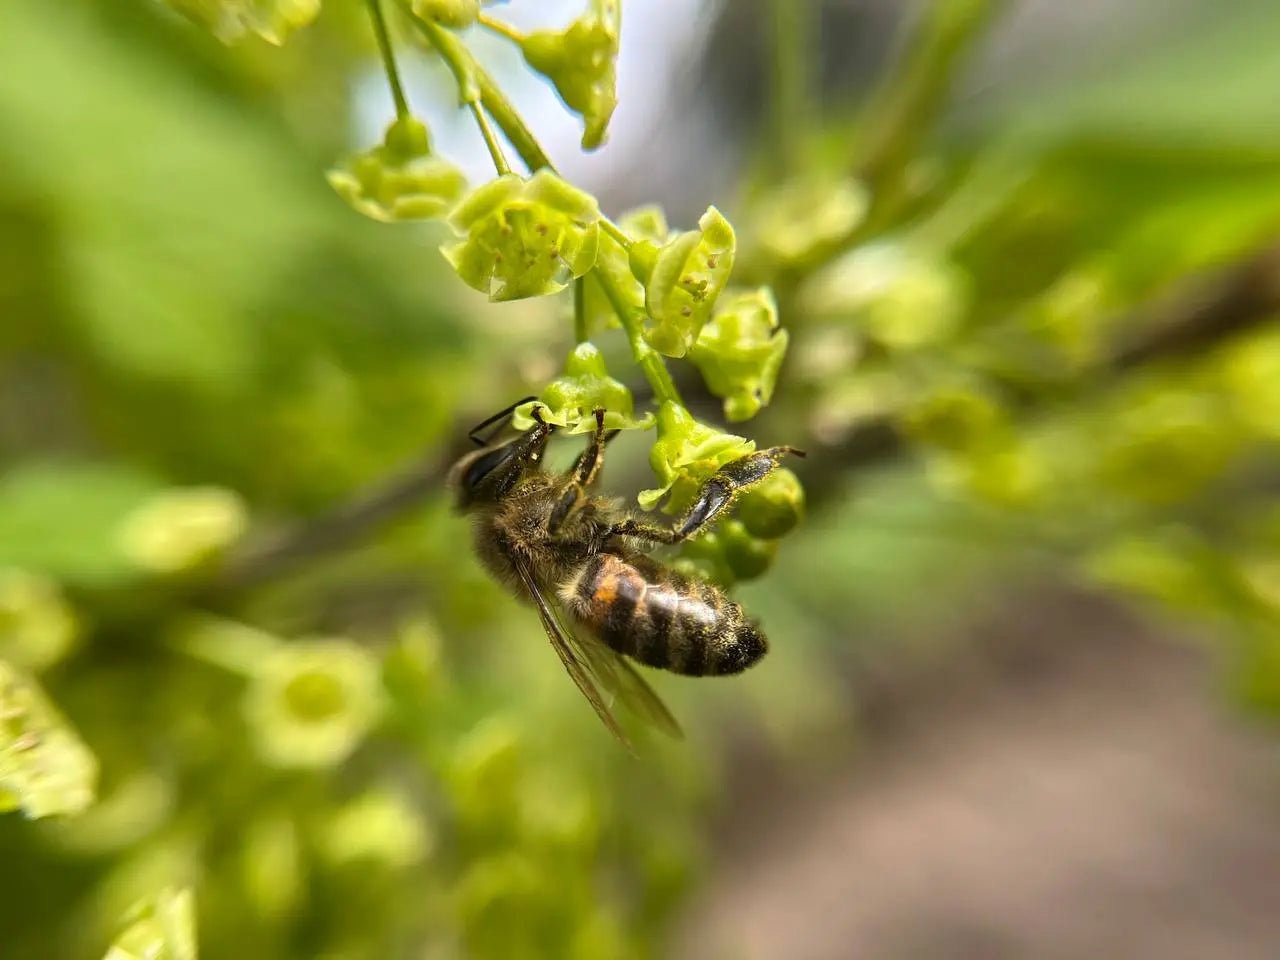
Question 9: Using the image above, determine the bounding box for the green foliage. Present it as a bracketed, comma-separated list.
[7, 0, 1280, 958]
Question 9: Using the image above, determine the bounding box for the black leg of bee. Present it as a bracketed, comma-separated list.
[611, 445, 804, 545]
[549, 409, 620, 534]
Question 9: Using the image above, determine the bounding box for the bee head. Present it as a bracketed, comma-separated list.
[448, 418, 553, 510]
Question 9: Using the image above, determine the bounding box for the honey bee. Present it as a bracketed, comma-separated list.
[448, 399, 802, 748]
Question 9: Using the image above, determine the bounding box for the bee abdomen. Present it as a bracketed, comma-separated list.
[564, 554, 767, 677]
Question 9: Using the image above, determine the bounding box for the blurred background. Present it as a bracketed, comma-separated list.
[3, 0, 1280, 957]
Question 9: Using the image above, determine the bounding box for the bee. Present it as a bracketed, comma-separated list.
[448, 399, 802, 748]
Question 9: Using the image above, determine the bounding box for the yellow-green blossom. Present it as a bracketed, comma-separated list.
[443, 171, 601, 301]
[689, 287, 789, 422]
[639, 402, 754, 512]
[511, 343, 653, 434]
[327, 115, 467, 223]
[116, 487, 248, 575]
[520, 0, 620, 149]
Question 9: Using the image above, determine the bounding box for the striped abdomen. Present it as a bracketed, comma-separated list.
[562, 553, 767, 676]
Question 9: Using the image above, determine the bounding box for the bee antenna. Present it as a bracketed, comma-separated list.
[467, 395, 538, 446]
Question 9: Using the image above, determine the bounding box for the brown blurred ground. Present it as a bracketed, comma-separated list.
[673, 588, 1280, 960]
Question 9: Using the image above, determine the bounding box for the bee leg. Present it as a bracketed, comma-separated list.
[548, 410, 621, 534]
[612, 445, 804, 545]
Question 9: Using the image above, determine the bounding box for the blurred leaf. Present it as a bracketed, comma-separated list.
[0, 463, 162, 587]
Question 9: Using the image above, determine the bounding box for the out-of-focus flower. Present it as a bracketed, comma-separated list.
[163, 0, 319, 44]
[412, 0, 480, 28]
[115, 487, 248, 575]
[443, 171, 600, 301]
[103, 887, 196, 960]
[243, 639, 384, 770]
[327, 116, 467, 223]
[0, 660, 97, 818]
[320, 788, 432, 868]
[0, 569, 78, 673]
[520, 0, 620, 149]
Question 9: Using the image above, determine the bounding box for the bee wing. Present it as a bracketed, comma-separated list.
[568, 633, 684, 741]
[513, 559, 634, 750]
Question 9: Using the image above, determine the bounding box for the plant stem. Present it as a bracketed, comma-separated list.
[367, 0, 411, 120]
[476, 12, 526, 44]
[599, 217, 632, 250]
[469, 101, 511, 175]
[768, 0, 811, 179]
[397, 1, 554, 173]
[573, 277, 588, 344]
[592, 271, 682, 408]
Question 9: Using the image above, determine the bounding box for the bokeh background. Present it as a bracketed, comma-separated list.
[3, 0, 1280, 957]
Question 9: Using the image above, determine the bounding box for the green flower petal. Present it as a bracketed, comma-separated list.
[442, 171, 601, 302]
[689, 287, 790, 422]
[641, 207, 736, 358]
[638, 402, 754, 512]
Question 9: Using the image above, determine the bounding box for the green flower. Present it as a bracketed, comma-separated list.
[411, 0, 479, 28]
[115, 486, 248, 575]
[103, 887, 196, 960]
[163, 0, 319, 44]
[243, 639, 384, 770]
[520, 0, 620, 149]
[750, 176, 868, 268]
[327, 116, 467, 223]
[0, 660, 97, 818]
[0, 569, 78, 674]
[639, 402, 755, 513]
[511, 343, 653, 434]
[320, 788, 432, 868]
[443, 171, 601, 301]
[630, 207, 736, 357]
[580, 206, 670, 336]
[689, 287, 789, 422]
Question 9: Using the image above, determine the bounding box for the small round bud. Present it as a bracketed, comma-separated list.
[738, 468, 804, 539]
[719, 520, 778, 581]
[412, 0, 479, 28]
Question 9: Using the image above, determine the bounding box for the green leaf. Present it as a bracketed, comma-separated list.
[0, 463, 164, 587]
[103, 887, 197, 960]
[0, 659, 97, 818]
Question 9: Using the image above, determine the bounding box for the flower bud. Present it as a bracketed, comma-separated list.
[327, 116, 467, 223]
[737, 468, 804, 539]
[443, 171, 601, 301]
[719, 519, 778, 581]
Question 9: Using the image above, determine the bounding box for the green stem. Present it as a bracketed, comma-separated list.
[477, 12, 526, 44]
[366, 0, 411, 120]
[397, 1, 554, 173]
[573, 277, 588, 344]
[592, 270, 682, 408]
[469, 101, 511, 175]
[599, 217, 633, 250]
[768, 0, 811, 178]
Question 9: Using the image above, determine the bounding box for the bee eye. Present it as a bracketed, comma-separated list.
[461, 445, 515, 490]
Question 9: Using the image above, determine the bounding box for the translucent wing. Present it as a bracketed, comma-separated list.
[568, 630, 684, 740]
[513, 558, 634, 750]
